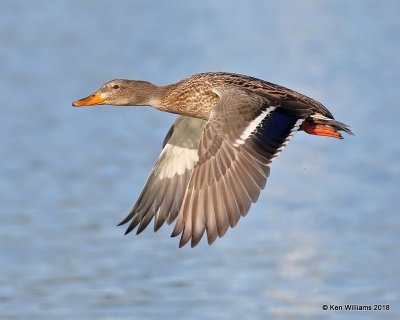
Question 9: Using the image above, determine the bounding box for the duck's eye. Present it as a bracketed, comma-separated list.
[112, 84, 120, 89]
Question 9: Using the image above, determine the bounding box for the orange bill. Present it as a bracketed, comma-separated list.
[301, 122, 343, 139]
[72, 92, 105, 107]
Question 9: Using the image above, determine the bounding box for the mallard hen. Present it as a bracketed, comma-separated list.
[73, 72, 352, 247]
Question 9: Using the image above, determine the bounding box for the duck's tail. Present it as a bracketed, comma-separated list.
[300, 114, 354, 139]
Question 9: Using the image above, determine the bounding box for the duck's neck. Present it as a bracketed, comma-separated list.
[148, 83, 182, 114]
[145, 82, 211, 119]
[125, 81, 165, 108]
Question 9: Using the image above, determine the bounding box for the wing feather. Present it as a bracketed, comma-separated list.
[175, 87, 311, 247]
[119, 116, 206, 235]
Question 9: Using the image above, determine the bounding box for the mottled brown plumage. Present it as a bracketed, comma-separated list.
[159, 72, 334, 120]
[72, 72, 352, 247]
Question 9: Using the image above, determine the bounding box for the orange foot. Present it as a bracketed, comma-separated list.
[301, 121, 343, 139]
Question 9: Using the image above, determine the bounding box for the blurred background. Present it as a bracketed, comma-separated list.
[0, 0, 399, 319]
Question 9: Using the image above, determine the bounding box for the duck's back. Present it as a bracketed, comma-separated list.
[162, 72, 333, 120]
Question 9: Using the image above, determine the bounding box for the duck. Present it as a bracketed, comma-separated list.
[72, 72, 352, 247]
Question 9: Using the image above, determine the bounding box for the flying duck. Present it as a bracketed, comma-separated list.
[72, 72, 352, 247]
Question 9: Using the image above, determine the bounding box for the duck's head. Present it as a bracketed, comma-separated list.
[72, 79, 159, 107]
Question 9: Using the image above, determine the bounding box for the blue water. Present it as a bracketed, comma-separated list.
[0, 1, 399, 319]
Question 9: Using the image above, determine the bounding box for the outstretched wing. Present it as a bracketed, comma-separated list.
[118, 116, 206, 234]
[172, 87, 312, 247]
